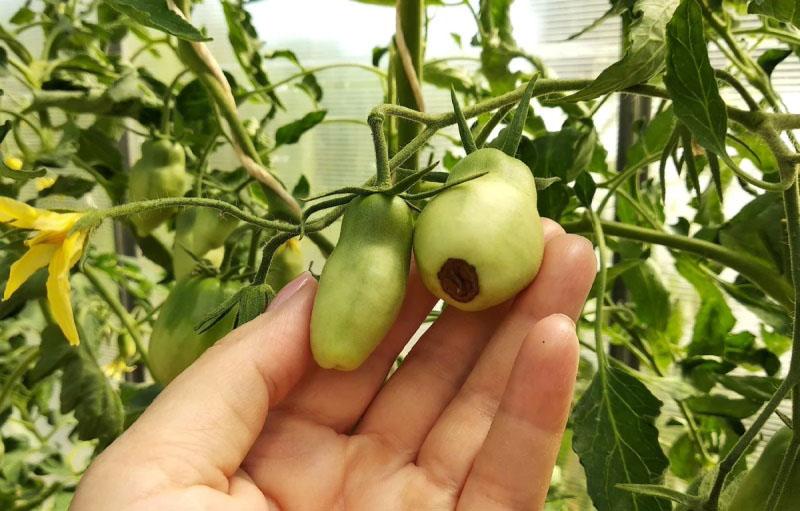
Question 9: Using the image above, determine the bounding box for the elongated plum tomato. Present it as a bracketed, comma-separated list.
[127, 139, 189, 237]
[148, 276, 239, 384]
[310, 194, 413, 371]
[413, 148, 544, 311]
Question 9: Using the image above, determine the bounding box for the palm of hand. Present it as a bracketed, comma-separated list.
[73, 221, 594, 511]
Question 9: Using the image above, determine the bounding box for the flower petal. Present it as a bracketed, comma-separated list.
[3, 243, 57, 300]
[46, 232, 84, 346]
[0, 197, 81, 232]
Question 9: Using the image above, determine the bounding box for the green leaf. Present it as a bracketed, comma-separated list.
[562, 0, 680, 102]
[664, 0, 729, 158]
[625, 107, 678, 175]
[38, 176, 96, 199]
[275, 110, 327, 146]
[9, 7, 35, 25]
[574, 172, 596, 207]
[757, 48, 792, 77]
[176, 78, 212, 122]
[423, 62, 476, 95]
[573, 366, 670, 511]
[669, 433, 705, 480]
[0, 161, 45, 181]
[715, 374, 781, 402]
[748, 0, 800, 28]
[718, 193, 787, 276]
[120, 382, 162, 428]
[685, 394, 762, 419]
[478, 0, 519, 93]
[567, 1, 627, 40]
[621, 262, 672, 331]
[617, 483, 702, 507]
[222, 1, 282, 106]
[675, 257, 735, 357]
[104, 0, 209, 41]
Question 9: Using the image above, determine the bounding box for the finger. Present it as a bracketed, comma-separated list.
[458, 314, 578, 511]
[356, 219, 566, 454]
[94, 273, 318, 490]
[418, 234, 595, 487]
[275, 262, 437, 432]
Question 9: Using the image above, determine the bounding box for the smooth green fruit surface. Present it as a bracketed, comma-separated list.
[265, 238, 305, 292]
[726, 427, 800, 511]
[128, 139, 188, 236]
[172, 207, 239, 279]
[414, 148, 544, 311]
[310, 194, 413, 371]
[148, 276, 238, 384]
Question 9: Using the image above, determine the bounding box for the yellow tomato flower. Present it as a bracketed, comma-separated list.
[1, 197, 87, 345]
[34, 177, 56, 191]
[103, 358, 134, 379]
[3, 155, 23, 171]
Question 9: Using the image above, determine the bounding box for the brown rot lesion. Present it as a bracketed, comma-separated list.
[438, 258, 479, 302]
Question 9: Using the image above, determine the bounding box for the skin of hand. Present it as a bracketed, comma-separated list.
[72, 219, 596, 511]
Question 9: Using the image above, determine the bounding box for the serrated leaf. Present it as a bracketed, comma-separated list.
[757, 48, 792, 77]
[573, 366, 670, 511]
[617, 483, 702, 506]
[275, 110, 327, 146]
[684, 394, 762, 419]
[105, 0, 209, 41]
[562, 0, 680, 102]
[567, 1, 627, 41]
[574, 171, 596, 207]
[38, 176, 96, 198]
[675, 257, 735, 357]
[625, 107, 678, 175]
[748, 0, 800, 28]
[664, 0, 728, 158]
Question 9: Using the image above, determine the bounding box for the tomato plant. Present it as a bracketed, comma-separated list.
[2, 0, 800, 509]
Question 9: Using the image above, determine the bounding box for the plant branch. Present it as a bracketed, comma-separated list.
[562, 217, 792, 310]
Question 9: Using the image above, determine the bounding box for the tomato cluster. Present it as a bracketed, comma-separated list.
[310, 148, 544, 371]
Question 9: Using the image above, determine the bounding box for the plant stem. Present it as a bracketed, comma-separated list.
[588, 210, 609, 374]
[562, 217, 793, 310]
[83, 265, 152, 374]
[83, 197, 297, 232]
[395, 0, 425, 170]
[0, 347, 38, 414]
[237, 63, 387, 101]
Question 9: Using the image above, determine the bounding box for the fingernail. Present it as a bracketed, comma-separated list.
[267, 272, 313, 312]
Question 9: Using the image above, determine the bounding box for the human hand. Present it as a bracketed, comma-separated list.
[72, 219, 595, 511]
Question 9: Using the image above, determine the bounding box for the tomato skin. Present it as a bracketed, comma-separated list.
[726, 427, 800, 511]
[310, 194, 413, 371]
[173, 208, 239, 279]
[128, 139, 189, 237]
[148, 276, 239, 384]
[413, 148, 544, 311]
[265, 238, 305, 291]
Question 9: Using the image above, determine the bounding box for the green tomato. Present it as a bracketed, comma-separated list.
[726, 427, 800, 511]
[128, 139, 189, 237]
[413, 148, 544, 311]
[148, 276, 239, 384]
[311, 194, 413, 371]
[173, 207, 239, 279]
[265, 238, 305, 292]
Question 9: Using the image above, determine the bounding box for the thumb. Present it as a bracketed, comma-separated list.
[112, 273, 316, 484]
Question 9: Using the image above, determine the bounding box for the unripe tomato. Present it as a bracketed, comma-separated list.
[173, 208, 239, 279]
[128, 139, 189, 237]
[726, 427, 800, 511]
[148, 276, 239, 384]
[311, 194, 413, 371]
[265, 238, 305, 291]
[413, 148, 544, 311]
